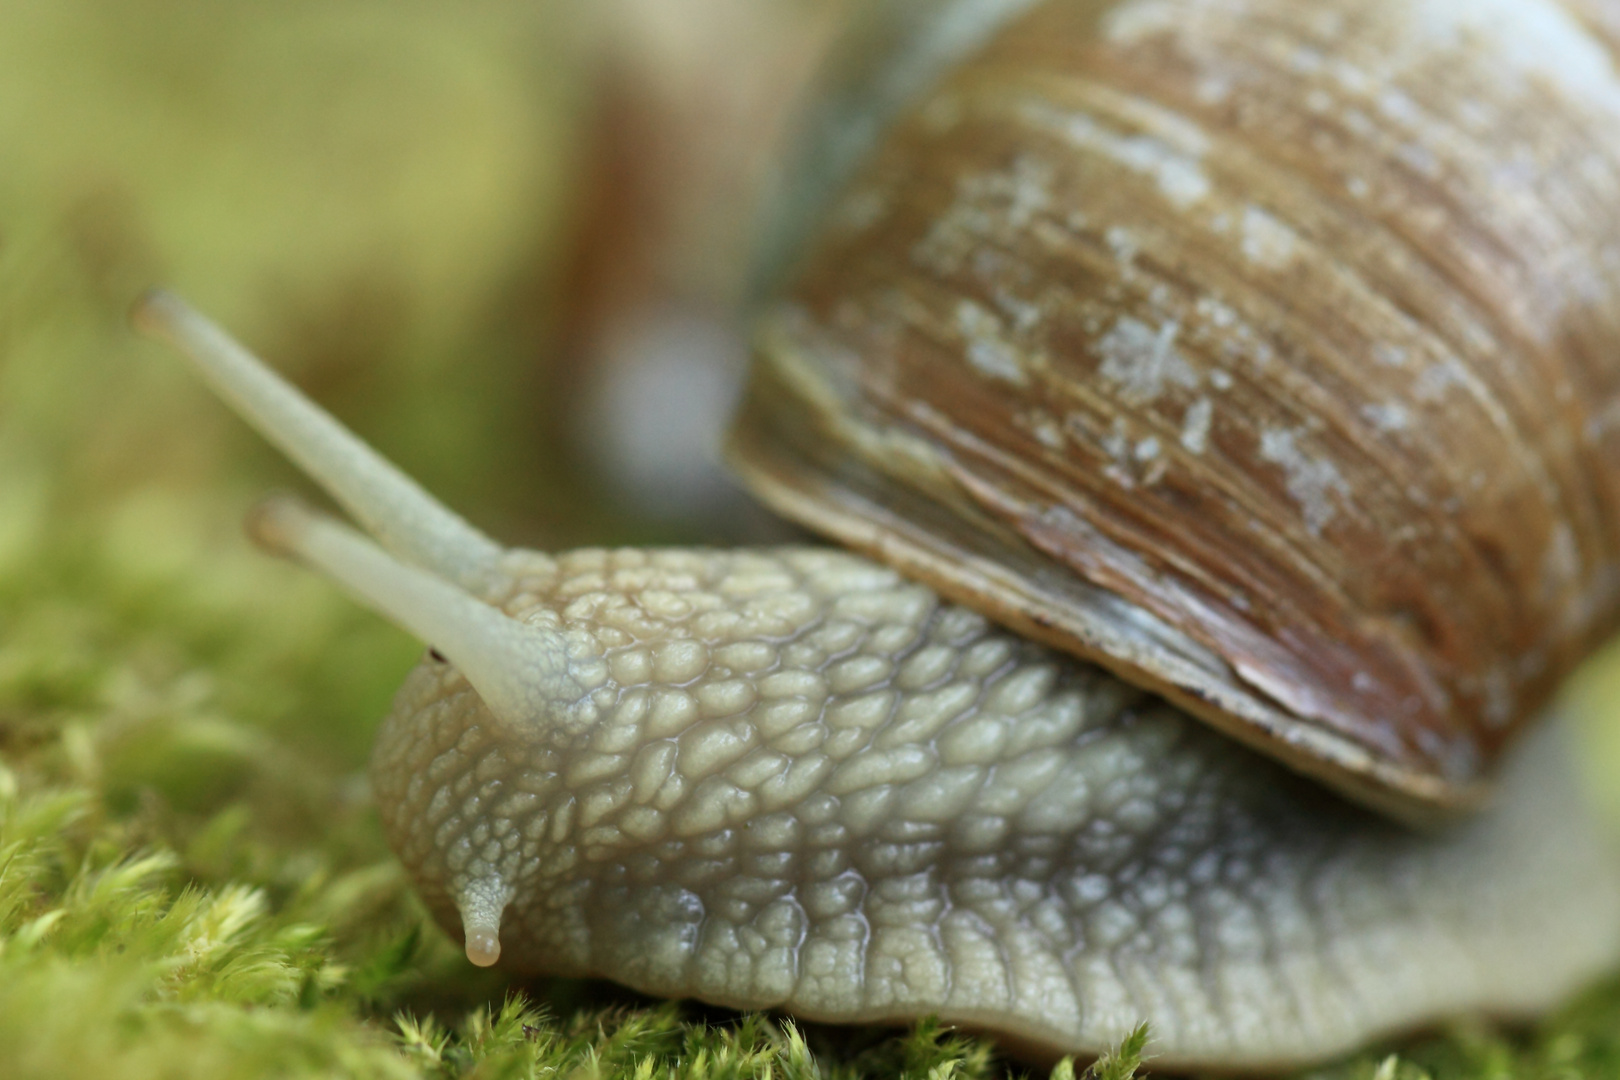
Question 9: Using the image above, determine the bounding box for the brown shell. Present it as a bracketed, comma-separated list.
[727, 0, 1620, 819]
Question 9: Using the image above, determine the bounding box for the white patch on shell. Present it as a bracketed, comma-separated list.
[1403, 0, 1620, 115]
[1194, 296, 1237, 329]
[1372, 343, 1411, 368]
[914, 157, 1054, 274]
[956, 300, 1029, 386]
[1094, 317, 1199, 406]
[1181, 398, 1214, 454]
[1101, 417, 1132, 468]
[995, 290, 1045, 333]
[1195, 75, 1232, 104]
[1413, 359, 1468, 402]
[1240, 207, 1297, 268]
[1540, 522, 1582, 602]
[1258, 428, 1350, 535]
[1360, 402, 1411, 433]
[995, 156, 1057, 228]
[1100, 0, 1182, 45]
[1031, 415, 1065, 449]
[1018, 101, 1211, 209]
[1147, 154, 1212, 208]
[1379, 88, 1423, 127]
[1097, 416, 1171, 488]
[1290, 46, 1325, 75]
[1396, 141, 1442, 179]
[1106, 227, 1140, 265]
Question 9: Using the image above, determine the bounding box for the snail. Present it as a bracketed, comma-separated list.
[128, 0, 1620, 1069]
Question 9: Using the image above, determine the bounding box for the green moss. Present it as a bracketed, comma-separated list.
[3, 2, 1620, 1076]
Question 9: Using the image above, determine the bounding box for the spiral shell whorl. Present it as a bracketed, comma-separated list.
[731, 0, 1620, 811]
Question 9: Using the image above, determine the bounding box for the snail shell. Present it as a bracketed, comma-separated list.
[734, 0, 1620, 818]
[131, 0, 1620, 1068]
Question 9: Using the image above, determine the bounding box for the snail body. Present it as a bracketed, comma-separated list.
[133, 301, 1620, 1068]
[365, 543, 1617, 1069]
[131, 0, 1620, 1068]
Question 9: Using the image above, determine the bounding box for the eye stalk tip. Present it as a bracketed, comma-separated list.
[464, 928, 502, 968]
[129, 287, 184, 341]
[458, 878, 508, 968]
[245, 494, 314, 559]
[133, 288, 505, 587]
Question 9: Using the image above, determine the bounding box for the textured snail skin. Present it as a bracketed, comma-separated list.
[372, 544, 1620, 1069]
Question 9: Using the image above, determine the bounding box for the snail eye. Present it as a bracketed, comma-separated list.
[429, 648, 448, 664]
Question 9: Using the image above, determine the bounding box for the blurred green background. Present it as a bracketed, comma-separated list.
[0, 3, 622, 1075]
[5, 1, 1620, 1076]
[2, 0, 591, 542]
[0, 0, 593, 775]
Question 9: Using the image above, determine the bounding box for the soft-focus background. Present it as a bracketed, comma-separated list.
[5, 1, 1620, 1077]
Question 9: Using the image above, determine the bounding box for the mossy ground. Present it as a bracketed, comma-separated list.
[5, 2, 1620, 1076]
